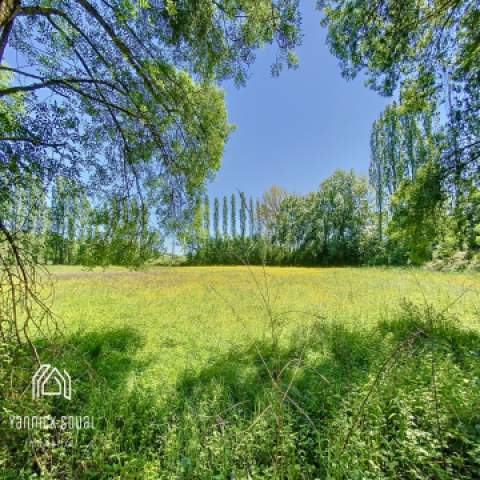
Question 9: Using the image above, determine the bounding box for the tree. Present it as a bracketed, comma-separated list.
[273, 171, 370, 265]
[182, 196, 207, 260]
[49, 177, 67, 264]
[256, 199, 263, 238]
[203, 195, 210, 237]
[1, 1, 302, 218]
[222, 196, 228, 239]
[230, 193, 237, 238]
[316, 170, 370, 264]
[213, 197, 220, 240]
[369, 101, 439, 244]
[369, 120, 385, 242]
[249, 196, 255, 238]
[76, 191, 91, 265]
[239, 192, 247, 238]
[274, 194, 307, 256]
[388, 160, 445, 264]
[258, 185, 289, 239]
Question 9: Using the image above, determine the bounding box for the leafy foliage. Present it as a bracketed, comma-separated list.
[187, 170, 372, 266]
[1, 0, 303, 258]
[388, 160, 445, 264]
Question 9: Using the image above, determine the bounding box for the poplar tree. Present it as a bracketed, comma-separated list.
[369, 101, 438, 243]
[230, 194, 237, 238]
[249, 196, 255, 238]
[203, 195, 210, 238]
[65, 188, 78, 265]
[49, 178, 66, 264]
[222, 196, 228, 239]
[256, 200, 263, 238]
[77, 191, 91, 265]
[213, 197, 220, 240]
[33, 183, 48, 263]
[239, 192, 247, 238]
[369, 120, 385, 241]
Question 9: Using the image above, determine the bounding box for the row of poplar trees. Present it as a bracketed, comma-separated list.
[3, 176, 160, 267]
[369, 100, 479, 265]
[182, 176, 375, 267]
[181, 192, 272, 265]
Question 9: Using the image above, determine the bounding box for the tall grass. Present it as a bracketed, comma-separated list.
[1, 267, 479, 478]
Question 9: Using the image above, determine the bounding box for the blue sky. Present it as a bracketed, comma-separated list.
[208, 2, 390, 200]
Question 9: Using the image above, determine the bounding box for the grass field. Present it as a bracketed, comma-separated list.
[3, 266, 480, 478]
[49, 265, 480, 387]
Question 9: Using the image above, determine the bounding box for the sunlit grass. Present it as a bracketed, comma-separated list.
[48, 265, 480, 389]
[3, 266, 479, 478]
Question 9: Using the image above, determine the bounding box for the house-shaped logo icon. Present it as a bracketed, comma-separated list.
[32, 364, 72, 400]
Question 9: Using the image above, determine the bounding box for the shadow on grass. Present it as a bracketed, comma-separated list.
[18, 304, 479, 478]
[161, 304, 480, 478]
[174, 320, 387, 428]
[47, 304, 480, 442]
[37, 326, 149, 408]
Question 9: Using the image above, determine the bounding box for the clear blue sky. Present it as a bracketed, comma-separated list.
[208, 2, 390, 200]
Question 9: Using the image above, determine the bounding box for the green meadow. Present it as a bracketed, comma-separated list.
[50, 266, 480, 389]
[5, 266, 477, 479]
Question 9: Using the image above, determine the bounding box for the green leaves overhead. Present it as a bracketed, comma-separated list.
[1, 0, 302, 215]
[320, 0, 479, 172]
[319, 0, 478, 95]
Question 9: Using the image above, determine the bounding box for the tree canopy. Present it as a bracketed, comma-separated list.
[1, 0, 302, 218]
[320, 0, 479, 171]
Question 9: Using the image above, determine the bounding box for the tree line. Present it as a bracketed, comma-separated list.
[2, 176, 161, 268]
[6, 142, 478, 269]
[182, 172, 373, 266]
[184, 136, 478, 268]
